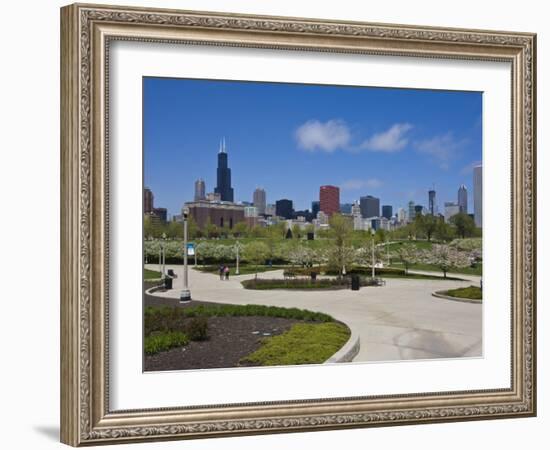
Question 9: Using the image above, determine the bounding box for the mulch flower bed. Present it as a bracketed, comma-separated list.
[143, 289, 301, 371]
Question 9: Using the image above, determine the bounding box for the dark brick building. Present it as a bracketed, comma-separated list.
[185, 201, 245, 230]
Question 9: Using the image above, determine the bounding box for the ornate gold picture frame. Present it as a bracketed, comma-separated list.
[60, 3, 536, 446]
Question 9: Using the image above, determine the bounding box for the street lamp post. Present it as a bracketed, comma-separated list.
[180, 208, 191, 302]
[158, 242, 163, 278]
[235, 241, 240, 275]
[371, 228, 376, 279]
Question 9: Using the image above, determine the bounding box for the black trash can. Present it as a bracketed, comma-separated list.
[164, 277, 173, 290]
[351, 275, 360, 291]
[310, 272, 317, 281]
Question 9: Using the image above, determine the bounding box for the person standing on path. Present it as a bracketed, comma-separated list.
[219, 264, 224, 280]
[224, 265, 230, 281]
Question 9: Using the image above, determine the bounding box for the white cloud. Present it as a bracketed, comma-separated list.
[341, 178, 383, 191]
[414, 132, 466, 170]
[361, 123, 413, 152]
[294, 119, 351, 152]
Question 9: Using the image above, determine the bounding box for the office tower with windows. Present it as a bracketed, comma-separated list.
[214, 138, 234, 202]
[382, 205, 393, 219]
[360, 195, 380, 218]
[253, 187, 266, 215]
[319, 185, 340, 216]
[194, 179, 206, 201]
[473, 165, 482, 227]
[458, 184, 468, 214]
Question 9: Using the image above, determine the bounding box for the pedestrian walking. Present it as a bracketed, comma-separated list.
[224, 265, 230, 281]
[219, 264, 224, 280]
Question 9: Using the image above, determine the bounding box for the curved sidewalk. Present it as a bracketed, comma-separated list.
[146, 264, 482, 363]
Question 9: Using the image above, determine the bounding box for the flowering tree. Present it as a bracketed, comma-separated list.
[325, 245, 356, 277]
[422, 244, 471, 278]
[392, 244, 422, 274]
[288, 246, 315, 268]
[243, 241, 270, 280]
[355, 242, 383, 269]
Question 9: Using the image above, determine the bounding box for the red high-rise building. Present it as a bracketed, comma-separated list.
[319, 185, 340, 217]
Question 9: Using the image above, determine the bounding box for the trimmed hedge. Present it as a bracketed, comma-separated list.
[145, 304, 334, 326]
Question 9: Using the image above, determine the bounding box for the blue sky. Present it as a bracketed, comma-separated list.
[143, 77, 482, 217]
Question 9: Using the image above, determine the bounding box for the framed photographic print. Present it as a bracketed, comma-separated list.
[60, 3, 536, 446]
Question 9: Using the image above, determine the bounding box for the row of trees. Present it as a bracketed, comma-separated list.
[390, 212, 480, 241]
[144, 236, 479, 281]
[145, 211, 480, 242]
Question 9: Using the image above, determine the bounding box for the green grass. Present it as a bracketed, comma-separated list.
[444, 285, 482, 300]
[194, 264, 287, 275]
[144, 269, 162, 280]
[241, 322, 351, 366]
[144, 331, 189, 355]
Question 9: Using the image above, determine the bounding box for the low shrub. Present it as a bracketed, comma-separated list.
[144, 331, 189, 355]
[324, 266, 406, 276]
[241, 277, 382, 290]
[144, 304, 334, 325]
[185, 317, 209, 341]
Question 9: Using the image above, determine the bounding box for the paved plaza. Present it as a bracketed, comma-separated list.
[146, 264, 482, 362]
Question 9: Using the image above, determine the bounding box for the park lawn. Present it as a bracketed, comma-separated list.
[144, 268, 162, 280]
[445, 285, 482, 300]
[194, 264, 288, 275]
[241, 322, 350, 366]
[391, 261, 482, 276]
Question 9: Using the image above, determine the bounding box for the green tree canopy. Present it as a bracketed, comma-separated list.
[450, 213, 476, 239]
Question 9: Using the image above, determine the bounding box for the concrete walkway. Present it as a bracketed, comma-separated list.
[146, 264, 482, 363]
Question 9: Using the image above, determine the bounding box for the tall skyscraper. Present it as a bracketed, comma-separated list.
[319, 185, 340, 216]
[360, 195, 380, 218]
[397, 207, 406, 223]
[214, 138, 234, 202]
[408, 201, 416, 222]
[144, 187, 154, 213]
[473, 165, 482, 227]
[458, 184, 468, 213]
[382, 205, 393, 220]
[311, 201, 320, 218]
[428, 189, 436, 215]
[444, 202, 460, 223]
[194, 178, 206, 201]
[253, 187, 266, 215]
[275, 199, 293, 219]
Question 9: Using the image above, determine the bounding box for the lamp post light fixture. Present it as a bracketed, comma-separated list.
[180, 208, 191, 302]
[235, 241, 241, 275]
[158, 242, 163, 279]
[162, 233, 168, 278]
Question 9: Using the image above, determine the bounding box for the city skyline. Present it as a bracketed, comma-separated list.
[144, 77, 482, 217]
